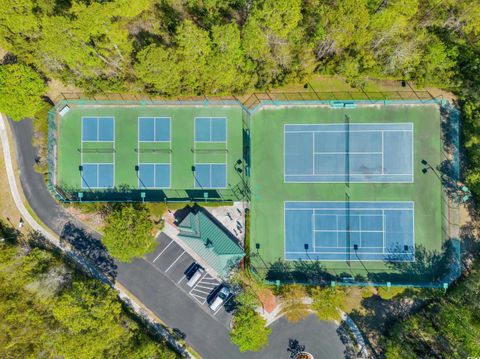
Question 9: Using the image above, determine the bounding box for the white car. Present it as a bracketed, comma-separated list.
[209, 286, 230, 311]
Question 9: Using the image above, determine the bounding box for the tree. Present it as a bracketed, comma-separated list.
[175, 20, 211, 94]
[51, 280, 131, 358]
[0, 230, 177, 358]
[0, 64, 46, 121]
[230, 307, 271, 352]
[279, 284, 310, 322]
[311, 287, 346, 321]
[134, 45, 181, 95]
[102, 204, 156, 262]
[384, 260, 480, 358]
[205, 22, 248, 93]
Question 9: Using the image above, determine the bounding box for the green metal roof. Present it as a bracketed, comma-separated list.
[177, 207, 244, 277]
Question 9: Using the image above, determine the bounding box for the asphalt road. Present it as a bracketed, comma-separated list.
[8, 117, 346, 359]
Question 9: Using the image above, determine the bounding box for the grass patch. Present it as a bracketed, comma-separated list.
[32, 104, 50, 181]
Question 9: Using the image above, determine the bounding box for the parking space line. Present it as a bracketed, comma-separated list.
[191, 288, 211, 295]
[177, 275, 186, 284]
[190, 293, 207, 304]
[165, 251, 186, 272]
[197, 283, 215, 289]
[201, 278, 218, 283]
[152, 240, 173, 263]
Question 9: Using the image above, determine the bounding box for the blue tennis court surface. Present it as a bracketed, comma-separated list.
[284, 123, 413, 183]
[138, 164, 170, 188]
[285, 201, 414, 261]
[82, 117, 114, 141]
[194, 164, 227, 188]
[195, 117, 227, 142]
[81, 164, 114, 189]
[138, 117, 170, 142]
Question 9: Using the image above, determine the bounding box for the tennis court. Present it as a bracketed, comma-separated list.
[56, 105, 244, 200]
[284, 123, 413, 183]
[250, 104, 444, 281]
[285, 201, 414, 262]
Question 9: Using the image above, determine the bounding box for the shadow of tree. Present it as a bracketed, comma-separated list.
[0, 219, 20, 244]
[265, 259, 335, 284]
[348, 288, 431, 358]
[438, 103, 461, 201]
[459, 221, 480, 269]
[59, 222, 117, 280]
[370, 240, 460, 285]
[257, 240, 459, 286]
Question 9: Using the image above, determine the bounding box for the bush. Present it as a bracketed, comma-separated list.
[102, 204, 156, 262]
[230, 307, 271, 352]
[311, 287, 346, 321]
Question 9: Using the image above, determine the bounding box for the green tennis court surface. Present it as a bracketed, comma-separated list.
[250, 104, 448, 284]
[56, 105, 245, 201]
[52, 99, 458, 285]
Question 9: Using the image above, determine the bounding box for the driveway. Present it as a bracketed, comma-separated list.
[8, 117, 346, 359]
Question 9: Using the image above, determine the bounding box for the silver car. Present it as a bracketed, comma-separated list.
[209, 286, 230, 311]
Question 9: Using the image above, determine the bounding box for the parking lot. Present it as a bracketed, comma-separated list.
[144, 232, 234, 325]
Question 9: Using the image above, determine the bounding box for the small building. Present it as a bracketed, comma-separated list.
[175, 205, 244, 278]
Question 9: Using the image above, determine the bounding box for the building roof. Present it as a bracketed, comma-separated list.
[176, 205, 244, 277]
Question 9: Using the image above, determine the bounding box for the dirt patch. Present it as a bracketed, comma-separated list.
[46, 78, 83, 102]
[257, 287, 276, 314]
[64, 206, 105, 234]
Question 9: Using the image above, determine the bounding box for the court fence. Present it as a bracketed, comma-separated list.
[48, 91, 461, 287]
[243, 90, 440, 112]
[247, 99, 462, 289]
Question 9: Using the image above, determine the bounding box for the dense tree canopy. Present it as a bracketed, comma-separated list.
[0, 0, 479, 95]
[102, 204, 156, 262]
[0, 63, 46, 120]
[0, 222, 177, 358]
[384, 261, 480, 358]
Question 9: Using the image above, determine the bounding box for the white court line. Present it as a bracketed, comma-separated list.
[152, 240, 174, 263]
[313, 151, 383, 155]
[381, 131, 385, 174]
[311, 211, 315, 250]
[312, 132, 315, 175]
[289, 207, 414, 211]
[382, 210, 386, 254]
[165, 251, 186, 273]
[314, 230, 384, 233]
[285, 129, 413, 133]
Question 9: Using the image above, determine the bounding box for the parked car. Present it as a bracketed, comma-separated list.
[185, 262, 204, 287]
[209, 285, 230, 311]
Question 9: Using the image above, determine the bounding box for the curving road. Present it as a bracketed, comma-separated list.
[6, 117, 346, 359]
